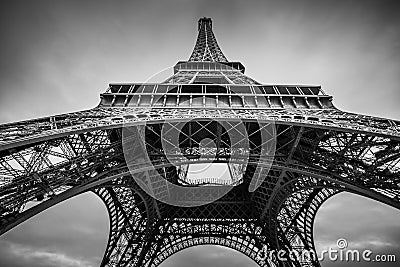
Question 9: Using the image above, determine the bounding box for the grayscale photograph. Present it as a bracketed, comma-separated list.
[0, 1, 399, 267]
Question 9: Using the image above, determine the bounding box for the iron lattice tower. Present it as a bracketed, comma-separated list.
[1, 17, 400, 267]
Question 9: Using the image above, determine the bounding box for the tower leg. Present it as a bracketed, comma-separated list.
[94, 185, 157, 266]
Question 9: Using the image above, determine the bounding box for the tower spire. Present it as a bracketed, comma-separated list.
[188, 17, 228, 62]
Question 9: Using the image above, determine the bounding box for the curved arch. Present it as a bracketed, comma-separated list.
[1, 114, 398, 152]
[149, 237, 274, 267]
[0, 166, 129, 235]
[2, 156, 399, 236]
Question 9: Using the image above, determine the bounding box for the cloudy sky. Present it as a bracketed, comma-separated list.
[0, 0, 400, 266]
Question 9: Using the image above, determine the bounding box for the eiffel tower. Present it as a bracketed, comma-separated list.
[0, 17, 399, 267]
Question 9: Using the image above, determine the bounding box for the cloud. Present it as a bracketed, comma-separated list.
[0, 193, 107, 267]
[0, 240, 94, 267]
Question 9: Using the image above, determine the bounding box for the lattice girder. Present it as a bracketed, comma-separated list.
[95, 181, 277, 267]
[0, 108, 398, 151]
[188, 17, 228, 62]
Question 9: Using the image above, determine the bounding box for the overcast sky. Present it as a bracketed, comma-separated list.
[0, 0, 399, 266]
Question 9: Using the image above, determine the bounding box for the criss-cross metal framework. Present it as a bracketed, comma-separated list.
[0, 17, 399, 267]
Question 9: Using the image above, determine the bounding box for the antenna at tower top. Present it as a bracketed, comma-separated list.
[198, 17, 212, 31]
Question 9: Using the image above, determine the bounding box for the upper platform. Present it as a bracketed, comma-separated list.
[100, 83, 332, 109]
[100, 18, 333, 110]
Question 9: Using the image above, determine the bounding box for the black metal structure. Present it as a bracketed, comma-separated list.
[0, 17, 399, 267]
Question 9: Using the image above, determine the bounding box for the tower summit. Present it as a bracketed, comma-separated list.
[0, 18, 399, 267]
[170, 16, 248, 84]
[189, 17, 228, 62]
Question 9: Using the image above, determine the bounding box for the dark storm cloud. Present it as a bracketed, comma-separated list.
[0, 0, 399, 266]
